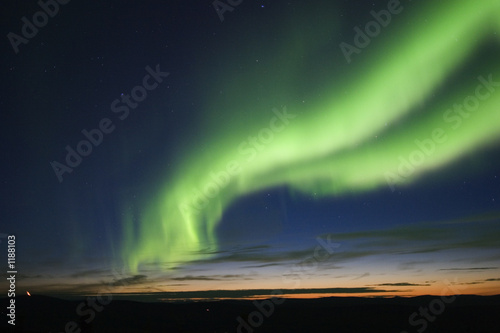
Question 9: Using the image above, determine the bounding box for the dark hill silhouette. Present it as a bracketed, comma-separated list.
[1, 294, 500, 332]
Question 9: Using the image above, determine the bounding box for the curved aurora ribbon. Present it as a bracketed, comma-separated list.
[122, 0, 500, 272]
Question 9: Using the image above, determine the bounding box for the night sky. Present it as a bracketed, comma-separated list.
[1, 0, 500, 301]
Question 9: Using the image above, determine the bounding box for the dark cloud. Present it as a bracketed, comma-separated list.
[440, 211, 500, 225]
[243, 263, 283, 268]
[318, 215, 500, 263]
[397, 261, 433, 271]
[112, 274, 148, 286]
[374, 282, 430, 286]
[439, 267, 498, 271]
[352, 273, 370, 280]
[171, 274, 247, 281]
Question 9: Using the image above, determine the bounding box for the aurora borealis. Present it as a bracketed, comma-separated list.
[2, 0, 500, 302]
[122, 0, 500, 275]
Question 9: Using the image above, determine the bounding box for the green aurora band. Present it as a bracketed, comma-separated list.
[122, 0, 500, 272]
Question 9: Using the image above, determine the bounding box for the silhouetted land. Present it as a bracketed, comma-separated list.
[2, 294, 500, 332]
